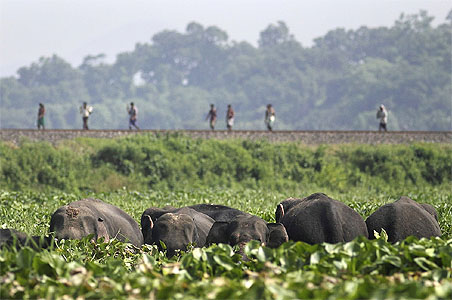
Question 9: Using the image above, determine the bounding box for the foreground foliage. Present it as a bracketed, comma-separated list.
[1, 235, 451, 299]
[1, 189, 451, 299]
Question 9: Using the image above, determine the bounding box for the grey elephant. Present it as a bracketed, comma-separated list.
[365, 196, 441, 243]
[0, 228, 52, 250]
[190, 203, 289, 248]
[206, 214, 288, 250]
[49, 198, 143, 247]
[141, 206, 215, 257]
[188, 203, 248, 222]
[276, 193, 368, 244]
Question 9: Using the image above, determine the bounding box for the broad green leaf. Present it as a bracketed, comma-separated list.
[414, 257, 439, 271]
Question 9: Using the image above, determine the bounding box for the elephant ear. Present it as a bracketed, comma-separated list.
[275, 203, 285, 223]
[206, 221, 229, 245]
[266, 223, 288, 248]
[142, 215, 154, 230]
[190, 217, 200, 246]
[141, 215, 154, 244]
[96, 217, 110, 242]
[420, 203, 439, 222]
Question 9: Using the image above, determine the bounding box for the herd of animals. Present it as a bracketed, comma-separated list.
[0, 193, 442, 257]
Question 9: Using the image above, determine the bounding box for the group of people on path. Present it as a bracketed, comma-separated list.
[36, 102, 388, 131]
[205, 103, 275, 131]
[204, 104, 237, 131]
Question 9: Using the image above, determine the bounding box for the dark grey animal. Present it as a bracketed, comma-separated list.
[276, 193, 369, 244]
[141, 207, 215, 256]
[49, 198, 143, 247]
[365, 196, 442, 243]
[188, 203, 248, 222]
[206, 214, 288, 249]
[0, 228, 51, 250]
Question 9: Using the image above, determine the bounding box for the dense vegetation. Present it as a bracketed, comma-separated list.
[1, 135, 451, 298]
[1, 188, 451, 299]
[0, 134, 451, 192]
[1, 11, 451, 130]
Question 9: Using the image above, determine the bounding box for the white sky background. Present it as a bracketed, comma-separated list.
[0, 0, 450, 77]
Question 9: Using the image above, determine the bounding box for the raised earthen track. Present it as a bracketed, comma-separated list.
[1, 129, 450, 145]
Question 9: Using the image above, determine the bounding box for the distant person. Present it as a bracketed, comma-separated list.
[226, 104, 235, 131]
[205, 104, 217, 130]
[127, 102, 140, 130]
[265, 104, 276, 131]
[376, 104, 388, 132]
[80, 102, 93, 130]
[37, 103, 45, 130]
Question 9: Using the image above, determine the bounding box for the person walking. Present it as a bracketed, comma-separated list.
[205, 104, 217, 130]
[376, 104, 388, 132]
[127, 102, 140, 130]
[226, 104, 234, 131]
[37, 103, 45, 130]
[265, 104, 276, 131]
[80, 102, 93, 130]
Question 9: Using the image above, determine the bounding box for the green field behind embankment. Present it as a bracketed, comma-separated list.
[1, 135, 451, 299]
[1, 133, 450, 192]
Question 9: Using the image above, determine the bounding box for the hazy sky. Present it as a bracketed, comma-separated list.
[0, 0, 450, 77]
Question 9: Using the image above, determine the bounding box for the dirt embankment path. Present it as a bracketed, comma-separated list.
[1, 129, 450, 145]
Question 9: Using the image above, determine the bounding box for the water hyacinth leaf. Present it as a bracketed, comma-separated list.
[192, 248, 203, 261]
[213, 255, 234, 271]
[159, 240, 167, 251]
[324, 243, 340, 254]
[333, 258, 348, 270]
[216, 243, 234, 256]
[425, 248, 436, 257]
[414, 257, 439, 271]
[343, 240, 362, 257]
[310, 252, 321, 265]
[374, 228, 389, 242]
[381, 255, 402, 267]
[256, 246, 273, 262]
[434, 281, 452, 298]
[244, 240, 261, 257]
[16, 248, 35, 269]
[32, 255, 57, 277]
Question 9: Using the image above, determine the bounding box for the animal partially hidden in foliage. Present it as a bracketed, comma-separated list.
[49, 198, 143, 247]
[141, 207, 215, 257]
[0, 228, 52, 250]
[188, 203, 288, 250]
[365, 196, 442, 243]
[188, 203, 248, 222]
[275, 193, 369, 244]
[206, 214, 289, 250]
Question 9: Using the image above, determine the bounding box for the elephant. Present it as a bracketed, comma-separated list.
[365, 196, 442, 243]
[206, 214, 288, 250]
[49, 198, 143, 247]
[188, 203, 248, 222]
[141, 207, 215, 256]
[0, 228, 52, 250]
[276, 193, 368, 244]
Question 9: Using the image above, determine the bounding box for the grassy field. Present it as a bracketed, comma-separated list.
[1, 187, 451, 299]
[1, 136, 451, 298]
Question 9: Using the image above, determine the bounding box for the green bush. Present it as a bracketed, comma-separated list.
[1, 135, 450, 192]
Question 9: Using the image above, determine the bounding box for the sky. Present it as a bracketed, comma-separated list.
[0, 0, 450, 77]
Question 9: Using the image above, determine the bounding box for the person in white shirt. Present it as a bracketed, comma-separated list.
[265, 104, 276, 131]
[376, 104, 388, 132]
[80, 102, 93, 130]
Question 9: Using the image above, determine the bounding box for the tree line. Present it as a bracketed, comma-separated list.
[1, 10, 450, 131]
